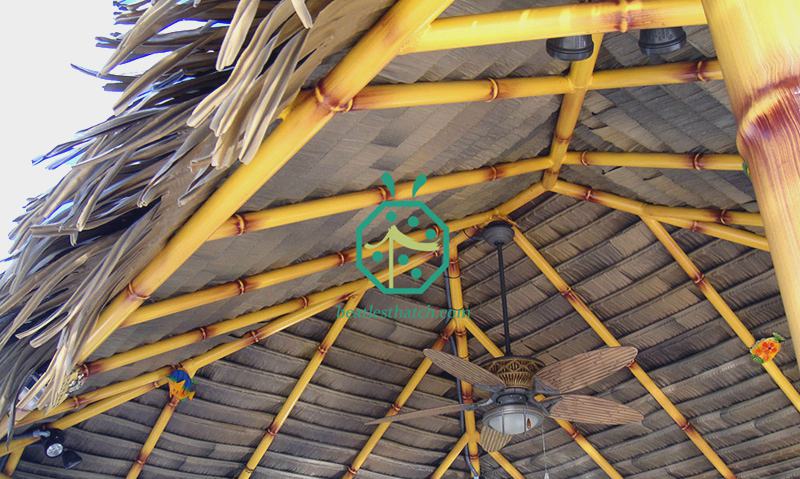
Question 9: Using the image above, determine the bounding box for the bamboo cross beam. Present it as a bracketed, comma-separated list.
[238, 292, 365, 479]
[126, 396, 180, 479]
[401, 0, 707, 54]
[512, 227, 736, 478]
[543, 34, 604, 189]
[562, 151, 742, 171]
[486, 450, 524, 479]
[551, 180, 769, 251]
[77, 0, 457, 365]
[445, 253, 480, 475]
[348, 60, 722, 111]
[2, 450, 21, 477]
[641, 218, 800, 412]
[431, 433, 469, 479]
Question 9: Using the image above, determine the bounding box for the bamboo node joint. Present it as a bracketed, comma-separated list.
[692, 153, 704, 171]
[236, 279, 247, 295]
[233, 214, 246, 236]
[126, 282, 150, 301]
[313, 84, 353, 113]
[486, 78, 499, 102]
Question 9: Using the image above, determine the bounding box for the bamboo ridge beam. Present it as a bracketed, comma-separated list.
[512, 227, 735, 478]
[562, 151, 742, 171]
[77, 0, 457, 364]
[126, 396, 179, 479]
[543, 33, 604, 188]
[209, 159, 551, 241]
[701, 0, 800, 371]
[402, 0, 707, 54]
[551, 180, 769, 251]
[238, 293, 365, 479]
[642, 218, 800, 412]
[349, 60, 722, 111]
[446, 253, 480, 474]
[431, 433, 469, 479]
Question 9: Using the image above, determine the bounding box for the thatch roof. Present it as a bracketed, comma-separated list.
[2, 0, 798, 478]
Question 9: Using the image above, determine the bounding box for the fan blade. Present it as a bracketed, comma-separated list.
[479, 423, 513, 452]
[424, 349, 505, 392]
[546, 394, 643, 425]
[365, 402, 483, 425]
[535, 346, 637, 394]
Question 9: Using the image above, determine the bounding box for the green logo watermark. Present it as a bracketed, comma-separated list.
[355, 173, 450, 294]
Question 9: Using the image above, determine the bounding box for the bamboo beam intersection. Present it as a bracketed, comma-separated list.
[402, 0, 707, 54]
[512, 226, 736, 478]
[238, 293, 365, 479]
[76, 0, 457, 366]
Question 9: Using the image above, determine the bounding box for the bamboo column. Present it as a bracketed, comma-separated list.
[126, 396, 180, 479]
[551, 180, 769, 251]
[642, 218, 800, 412]
[2, 450, 21, 477]
[402, 0, 707, 54]
[543, 34, 604, 189]
[445, 253, 480, 474]
[238, 292, 365, 479]
[701, 0, 800, 371]
[78, 0, 457, 363]
[512, 226, 735, 479]
[430, 433, 469, 479]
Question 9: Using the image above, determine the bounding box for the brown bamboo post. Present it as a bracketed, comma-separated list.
[238, 292, 365, 479]
[543, 34, 604, 189]
[402, 0, 707, 54]
[563, 151, 743, 170]
[2, 450, 21, 477]
[430, 433, 469, 479]
[512, 226, 736, 478]
[445, 252, 480, 474]
[78, 0, 457, 364]
[642, 217, 800, 412]
[486, 450, 524, 479]
[700, 0, 800, 371]
[551, 180, 769, 251]
[126, 396, 180, 479]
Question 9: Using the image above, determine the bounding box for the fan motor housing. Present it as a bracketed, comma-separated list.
[484, 356, 543, 389]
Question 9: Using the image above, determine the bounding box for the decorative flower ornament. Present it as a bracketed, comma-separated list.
[167, 369, 196, 402]
[750, 333, 785, 364]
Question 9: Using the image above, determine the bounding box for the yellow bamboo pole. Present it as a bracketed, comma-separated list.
[238, 292, 365, 479]
[430, 433, 469, 479]
[563, 151, 742, 171]
[349, 60, 722, 111]
[126, 396, 180, 479]
[122, 210, 494, 329]
[402, 0, 707, 54]
[78, 0, 456, 364]
[512, 226, 735, 478]
[2, 450, 21, 476]
[460, 316, 624, 479]
[642, 205, 762, 227]
[208, 159, 551, 241]
[486, 451, 524, 479]
[543, 33, 604, 189]
[642, 218, 800, 412]
[445, 252, 480, 474]
[551, 180, 769, 251]
[701, 0, 800, 372]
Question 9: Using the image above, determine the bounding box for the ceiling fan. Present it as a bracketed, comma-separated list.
[366, 221, 643, 454]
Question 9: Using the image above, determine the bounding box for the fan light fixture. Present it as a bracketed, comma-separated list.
[545, 35, 594, 61]
[638, 27, 687, 56]
[42, 429, 65, 458]
[484, 404, 542, 435]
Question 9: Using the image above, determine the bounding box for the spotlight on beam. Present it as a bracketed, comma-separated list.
[638, 27, 687, 56]
[546, 35, 594, 61]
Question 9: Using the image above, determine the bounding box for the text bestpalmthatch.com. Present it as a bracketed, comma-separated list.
[336, 304, 470, 320]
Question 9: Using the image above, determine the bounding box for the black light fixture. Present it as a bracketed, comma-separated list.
[545, 34, 594, 61]
[638, 27, 687, 56]
[42, 429, 65, 458]
[61, 450, 83, 469]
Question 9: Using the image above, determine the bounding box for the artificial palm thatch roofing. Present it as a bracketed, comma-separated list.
[1, 0, 799, 478]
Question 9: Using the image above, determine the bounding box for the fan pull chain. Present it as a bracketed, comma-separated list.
[496, 243, 512, 356]
[541, 422, 550, 479]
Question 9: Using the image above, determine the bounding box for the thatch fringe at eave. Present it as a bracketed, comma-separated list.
[0, 0, 392, 424]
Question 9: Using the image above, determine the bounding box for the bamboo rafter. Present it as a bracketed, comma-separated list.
[446, 252, 480, 474]
[2, 450, 20, 477]
[238, 292, 365, 479]
[430, 433, 469, 479]
[126, 396, 180, 479]
[512, 226, 736, 478]
[543, 33, 604, 188]
[641, 218, 800, 412]
[77, 0, 457, 367]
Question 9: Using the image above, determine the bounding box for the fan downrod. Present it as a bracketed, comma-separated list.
[481, 221, 514, 247]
